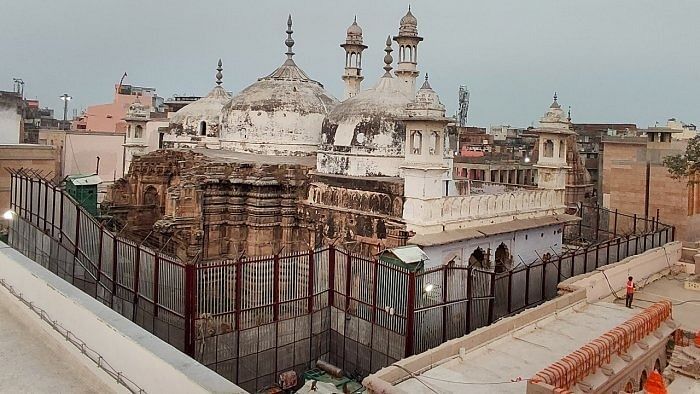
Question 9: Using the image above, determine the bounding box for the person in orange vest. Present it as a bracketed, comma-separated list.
[625, 276, 636, 308]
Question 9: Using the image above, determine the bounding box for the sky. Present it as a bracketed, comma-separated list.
[1, 0, 698, 128]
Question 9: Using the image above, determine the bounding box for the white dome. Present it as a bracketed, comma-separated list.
[219, 59, 338, 156]
[317, 76, 412, 176]
[170, 86, 231, 134]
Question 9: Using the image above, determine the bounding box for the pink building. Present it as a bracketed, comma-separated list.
[73, 84, 159, 133]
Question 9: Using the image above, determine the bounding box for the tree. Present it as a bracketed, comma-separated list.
[663, 135, 700, 180]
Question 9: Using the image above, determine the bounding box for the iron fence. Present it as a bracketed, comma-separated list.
[6, 170, 675, 391]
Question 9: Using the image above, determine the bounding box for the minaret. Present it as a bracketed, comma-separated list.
[534, 93, 574, 192]
[393, 6, 423, 96]
[341, 17, 367, 100]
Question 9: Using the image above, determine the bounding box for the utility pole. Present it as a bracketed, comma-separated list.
[59, 93, 72, 124]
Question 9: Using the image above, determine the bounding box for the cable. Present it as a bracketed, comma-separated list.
[390, 363, 528, 389]
[390, 364, 440, 394]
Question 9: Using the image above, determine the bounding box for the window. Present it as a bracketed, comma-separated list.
[430, 131, 441, 155]
[559, 140, 565, 158]
[468, 247, 488, 269]
[543, 140, 554, 157]
[494, 243, 512, 273]
[134, 125, 143, 139]
[410, 131, 422, 154]
[199, 121, 207, 136]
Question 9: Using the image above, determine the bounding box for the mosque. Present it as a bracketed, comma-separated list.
[106, 8, 579, 269]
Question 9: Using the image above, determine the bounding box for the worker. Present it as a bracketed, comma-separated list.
[625, 276, 636, 308]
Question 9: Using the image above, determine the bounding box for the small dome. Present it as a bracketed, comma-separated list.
[401, 9, 417, 27]
[347, 19, 362, 36]
[170, 85, 231, 130]
[317, 77, 412, 176]
[406, 76, 446, 117]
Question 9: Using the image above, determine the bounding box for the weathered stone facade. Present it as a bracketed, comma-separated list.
[104, 149, 409, 261]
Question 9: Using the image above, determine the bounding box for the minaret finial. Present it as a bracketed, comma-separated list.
[285, 14, 295, 60]
[354, 15, 357, 23]
[383, 35, 393, 77]
[216, 59, 223, 86]
[408, 4, 411, 11]
[553, 91, 558, 102]
[425, 73, 428, 82]
[567, 106, 572, 121]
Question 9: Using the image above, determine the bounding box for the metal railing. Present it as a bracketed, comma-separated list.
[6, 170, 675, 391]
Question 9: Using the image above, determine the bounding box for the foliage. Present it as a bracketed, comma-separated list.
[663, 135, 700, 180]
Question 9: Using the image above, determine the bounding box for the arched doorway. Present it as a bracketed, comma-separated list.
[624, 380, 633, 393]
[143, 186, 159, 206]
[199, 121, 207, 136]
[468, 247, 488, 269]
[494, 243, 512, 273]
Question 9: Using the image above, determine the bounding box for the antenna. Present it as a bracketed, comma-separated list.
[457, 85, 470, 127]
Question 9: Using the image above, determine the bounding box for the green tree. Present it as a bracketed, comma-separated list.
[663, 135, 700, 180]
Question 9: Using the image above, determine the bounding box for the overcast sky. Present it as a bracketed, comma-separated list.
[2, 0, 698, 127]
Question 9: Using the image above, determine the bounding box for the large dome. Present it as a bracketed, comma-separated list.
[317, 76, 412, 176]
[219, 16, 338, 156]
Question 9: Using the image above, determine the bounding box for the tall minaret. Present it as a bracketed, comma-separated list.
[393, 6, 423, 96]
[341, 17, 367, 100]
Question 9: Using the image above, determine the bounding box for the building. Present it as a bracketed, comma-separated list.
[0, 90, 23, 144]
[601, 128, 700, 242]
[572, 123, 638, 205]
[362, 241, 698, 393]
[0, 145, 58, 210]
[72, 83, 162, 133]
[105, 10, 580, 267]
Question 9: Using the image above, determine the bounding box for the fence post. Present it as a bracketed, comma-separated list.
[96, 226, 104, 284]
[557, 255, 563, 282]
[578, 202, 583, 238]
[183, 263, 196, 357]
[671, 227, 675, 242]
[344, 253, 352, 313]
[541, 261, 547, 300]
[487, 271, 496, 324]
[372, 258, 380, 325]
[466, 267, 473, 334]
[110, 238, 118, 308]
[153, 253, 160, 319]
[524, 265, 530, 306]
[59, 188, 64, 242]
[273, 253, 280, 321]
[132, 244, 141, 322]
[583, 248, 588, 272]
[442, 266, 448, 342]
[328, 245, 336, 308]
[405, 271, 416, 357]
[570, 254, 575, 278]
[613, 209, 618, 239]
[234, 258, 243, 331]
[507, 270, 513, 314]
[594, 204, 600, 241]
[308, 249, 315, 314]
[72, 206, 80, 285]
[633, 214, 639, 254]
[655, 208, 660, 232]
[43, 179, 49, 231]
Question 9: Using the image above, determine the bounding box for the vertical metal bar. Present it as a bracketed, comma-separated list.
[183, 263, 196, 357]
[28, 178, 34, 225]
[507, 270, 513, 314]
[541, 261, 547, 300]
[372, 258, 380, 325]
[153, 253, 160, 319]
[308, 249, 315, 313]
[557, 255, 563, 282]
[110, 237, 118, 308]
[273, 254, 280, 321]
[487, 271, 496, 324]
[96, 226, 104, 284]
[72, 206, 80, 284]
[524, 265, 530, 306]
[43, 180, 48, 231]
[613, 209, 618, 239]
[59, 189, 64, 242]
[234, 258, 242, 330]
[344, 253, 352, 313]
[132, 245, 141, 322]
[466, 267, 473, 334]
[328, 245, 336, 308]
[655, 208, 660, 232]
[570, 254, 575, 278]
[405, 271, 416, 357]
[671, 227, 675, 242]
[441, 266, 448, 342]
[578, 202, 583, 238]
[594, 204, 600, 241]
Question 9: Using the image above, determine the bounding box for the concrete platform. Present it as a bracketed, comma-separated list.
[0, 286, 116, 393]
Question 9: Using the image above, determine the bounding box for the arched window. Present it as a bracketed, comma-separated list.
[411, 131, 422, 155]
[143, 186, 159, 206]
[430, 131, 441, 155]
[559, 140, 565, 158]
[639, 370, 647, 391]
[127, 125, 131, 138]
[413, 45, 417, 62]
[199, 121, 207, 136]
[543, 139, 554, 157]
[468, 247, 488, 269]
[134, 125, 143, 139]
[495, 243, 512, 273]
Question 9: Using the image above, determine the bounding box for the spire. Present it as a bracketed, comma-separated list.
[553, 92, 558, 102]
[420, 72, 431, 89]
[285, 14, 295, 61]
[550, 91, 561, 109]
[215, 59, 223, 86]
[383, 36, 393, 77]
[567, 106, 572, 122]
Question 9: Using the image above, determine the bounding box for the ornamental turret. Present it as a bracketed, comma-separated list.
[341, 17, 367, 100]
[393, 6, 423, 96]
